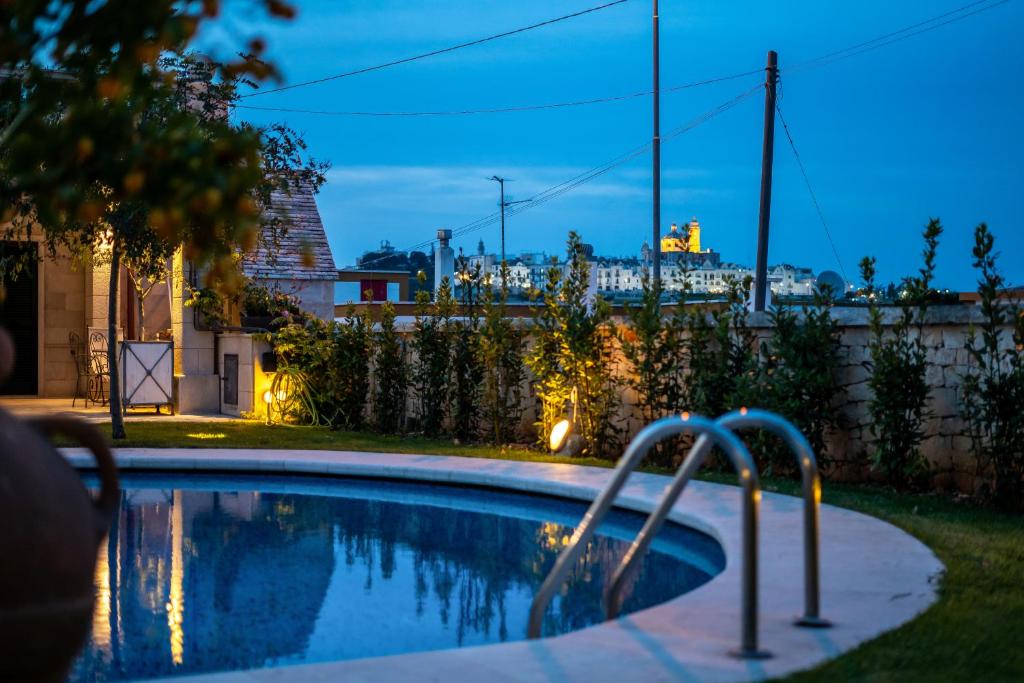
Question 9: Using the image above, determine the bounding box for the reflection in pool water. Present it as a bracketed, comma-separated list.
[71, 474, 724, 681]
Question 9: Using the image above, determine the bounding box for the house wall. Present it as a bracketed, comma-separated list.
[217, 332, 273, 417]
[40, 248, 87, 396]
[261, 278, 334, 321]
[170, 251, 218, 413]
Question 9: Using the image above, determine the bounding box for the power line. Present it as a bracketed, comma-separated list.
[450, 85, 762, 242]
[351, 85, 760, 268]
[240, 0, 630, 99]
[788, 0, 1012, 74]
[774, 102, 848, 283]
[233, 69, 762, 117]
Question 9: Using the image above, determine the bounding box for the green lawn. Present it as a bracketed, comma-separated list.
[80, 421, 1023, 681]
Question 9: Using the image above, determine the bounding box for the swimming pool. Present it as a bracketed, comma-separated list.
[71, 473, 725, 682]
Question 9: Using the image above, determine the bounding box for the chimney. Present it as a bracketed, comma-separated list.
[434, 229, 454, 294]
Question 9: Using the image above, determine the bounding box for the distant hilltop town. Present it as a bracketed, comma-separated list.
[352, 218, 846, 301]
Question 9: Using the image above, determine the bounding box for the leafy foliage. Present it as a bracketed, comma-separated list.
[449, 257, 484, 441]
[680, 276, 759, 419]
[961, 224, 1024, 511]
[373, 301, 407, 434]
[860, 219, 942, 488]
[619, 273, 684, 466]
[761, 289, 842, 475]
[526, 232, 620, 458]
[479, 264, 527, 445]
[411, 275, 454, 437]
[324, 309, 373, 431]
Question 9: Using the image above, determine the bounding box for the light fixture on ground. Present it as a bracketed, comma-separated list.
[262, 390, 273, 425]
[549, 387, 581, 456]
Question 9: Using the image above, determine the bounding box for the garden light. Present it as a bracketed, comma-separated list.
[549, 419, 572, 452]
[549, 387, 580, 456]
[263, 390, 273, 425]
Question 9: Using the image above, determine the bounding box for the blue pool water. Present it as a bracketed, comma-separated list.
[71, 474, 724, 681]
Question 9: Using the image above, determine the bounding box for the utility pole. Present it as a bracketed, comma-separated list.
[753, 50, 778, 312]
[651, 0, 662, 285]
[489, 175, 526, 289]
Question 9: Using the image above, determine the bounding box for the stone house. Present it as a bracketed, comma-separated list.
[0, 180, 335, 414]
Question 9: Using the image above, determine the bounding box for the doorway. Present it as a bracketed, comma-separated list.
[0, 242, 39, 395]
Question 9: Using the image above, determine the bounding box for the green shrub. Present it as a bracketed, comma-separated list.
[526, 232, 620, 458]
[324, 308, 372, 431]
[411, 275, 454, 437]
[479, 264, 527, 444]
[860, 218, 942, 488]
[961, 223, 1024, 512]
[761, 289, 842, 475]
[373, 301, 407, 434]
[449, 256, 483, 441]
[620, 273, 683, 466]
[680, 275, 759, 418]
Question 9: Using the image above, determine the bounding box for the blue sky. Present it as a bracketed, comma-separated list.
[210, 1, 1022, 289]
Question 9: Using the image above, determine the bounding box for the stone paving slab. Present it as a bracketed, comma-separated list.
[62, 448, 943, 683]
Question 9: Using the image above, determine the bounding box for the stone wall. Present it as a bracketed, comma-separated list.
[40, 247, 87, 396]
[742, 305, 1002, 488]
[374, 304, 1004, 488]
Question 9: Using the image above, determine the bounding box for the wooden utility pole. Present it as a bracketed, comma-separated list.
[753, 50, 778, 312]
[651, 0, 662, 284]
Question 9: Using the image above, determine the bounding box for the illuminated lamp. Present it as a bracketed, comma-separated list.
[263, 390, 273, 425]
[549, 387, 581, 456]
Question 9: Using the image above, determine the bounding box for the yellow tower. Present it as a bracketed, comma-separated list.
[686, 217, 701, 253]
[660, 219, 702, 254]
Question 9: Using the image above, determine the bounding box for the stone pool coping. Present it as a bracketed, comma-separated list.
[63, 448, 943, 683]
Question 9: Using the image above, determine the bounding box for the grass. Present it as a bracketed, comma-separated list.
[80, 420, 1023, 681]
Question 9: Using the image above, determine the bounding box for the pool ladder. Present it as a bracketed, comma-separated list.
[526, 408, 832, 658]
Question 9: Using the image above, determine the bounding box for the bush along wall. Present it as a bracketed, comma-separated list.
[261, 221, 1021, 510]
[860, 219, 942, 489]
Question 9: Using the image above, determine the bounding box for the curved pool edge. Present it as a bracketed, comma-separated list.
[62, 448, 943, 683]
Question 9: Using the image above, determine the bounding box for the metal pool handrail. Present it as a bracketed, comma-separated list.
[526, 413, 767, 658]
[605, 408, 830, 631]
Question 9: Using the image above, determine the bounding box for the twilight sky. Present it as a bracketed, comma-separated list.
[208, 0, 1022, 289]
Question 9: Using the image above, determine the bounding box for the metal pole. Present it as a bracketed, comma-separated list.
[753, 50, 778, 312]
[498, 177, 506, 270]
[652, 0, 662, 284]
[490, 175, 508, 289]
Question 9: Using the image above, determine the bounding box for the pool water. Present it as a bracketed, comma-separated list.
[71, 474, 724, 681]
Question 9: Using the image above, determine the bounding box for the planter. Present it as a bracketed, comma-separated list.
[118, 341, 174, 414]
[240, 315, 276, 331]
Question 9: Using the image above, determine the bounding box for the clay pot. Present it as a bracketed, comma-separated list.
[0, 328, 120, 682]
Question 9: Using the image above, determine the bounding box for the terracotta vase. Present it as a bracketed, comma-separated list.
[0, 328, 120, 682]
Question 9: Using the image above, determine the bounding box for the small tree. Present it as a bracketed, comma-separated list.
[961, 223, 1024, 511]
[526, 232, 620, 458]
[326, 309, 373, 431]
[411, 274, 454, 437]
[620, 272, 683, 466]
[479, 263, 527, 445]
[860, 218, 942, 488]
[680, 275, 759, 418]
[761, 288, 842, 475]
[373, 301, 407, 434]
[449, 256, 483, 441]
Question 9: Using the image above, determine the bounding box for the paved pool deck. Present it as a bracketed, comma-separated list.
[63, 447, 943, 683]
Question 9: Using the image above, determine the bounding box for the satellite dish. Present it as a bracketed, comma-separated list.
[816, 270, 845, 296]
